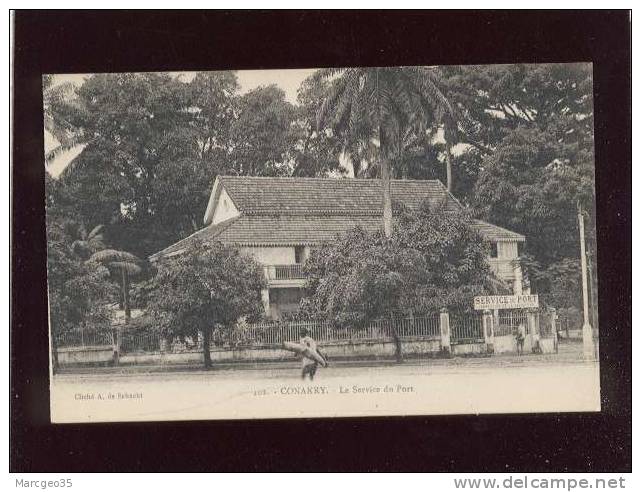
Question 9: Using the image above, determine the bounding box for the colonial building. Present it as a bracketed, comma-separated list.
[150, 176, 525, 319]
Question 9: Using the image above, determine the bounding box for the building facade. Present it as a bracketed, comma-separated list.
[151, 176, 526, 320]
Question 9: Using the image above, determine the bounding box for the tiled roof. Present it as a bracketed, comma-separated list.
[152, 215, 525, 259]
[149, 217, 239, 260]
[215, 215, 383, 245]
[212, 176, 462, 218]
[470, 220, 525, 242]
[151, 176, 525, 260]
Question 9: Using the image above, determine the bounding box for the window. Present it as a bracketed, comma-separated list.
[294, 246, 305, 264]
[489, 242, 498, 258]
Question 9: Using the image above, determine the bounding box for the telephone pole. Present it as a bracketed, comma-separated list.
[578, 205, 595, 360]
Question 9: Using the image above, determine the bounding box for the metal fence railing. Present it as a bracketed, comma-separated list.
[556, 314, 581, 336]
[450, 313, 484, 342]
[56, 329, 113, 348]
[234, 315, 441, 346]
[120, 330, 162, 353]
[55, 315, 442, 354]
[495, 310, 529, 337]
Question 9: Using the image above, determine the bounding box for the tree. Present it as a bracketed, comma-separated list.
[70, 224, 106, 259]
[228, 85, 297, 176]
[440, 63, 596, 308]
[59, 75, 305, 256]
[441, 62, 594, 200]
[301, 204, 498, 361]
[315, 67, 459, 236]
[147, 241, 266, 368]
[187, 71, 239, 165]
[43, 74, 84, 165]
[87, 249, 146, 363]
[59, 72, 197, 256]
[46, 214, 116, 371]
[290, 76, 344, 177]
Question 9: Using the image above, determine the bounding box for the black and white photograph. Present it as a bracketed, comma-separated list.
[44, 63, 602, 422]
[11, 10, 632, 475]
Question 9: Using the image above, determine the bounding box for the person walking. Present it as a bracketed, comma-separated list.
[300, 328, 319, 381]
[515, 321, 526, 356]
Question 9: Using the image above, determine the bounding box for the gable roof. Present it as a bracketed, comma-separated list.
[151, 214, 524, 261]
[151, 176, 525, 261]
[204, 175, 462, 224]
[470, 220, 525, 243]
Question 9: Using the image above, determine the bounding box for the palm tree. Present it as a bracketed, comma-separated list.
[316, 66, 460, 236]
[70, 224, 107, 260]
[43, 74, 83, 166]
[87, 249, 144, 364]
[68, 222, 143, 364]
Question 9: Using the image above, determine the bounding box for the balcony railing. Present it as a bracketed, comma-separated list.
[264, 264, 306, 281]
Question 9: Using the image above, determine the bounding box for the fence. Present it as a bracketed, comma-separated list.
[56, 328, 113, 348]
[556, 313, 581, 336]
[450, 313, 484, 342]
[495, 309, 529, 337]
[120, 330, 162, 353]
[232, 315, 441, 346]
[56, 315, 442, 354]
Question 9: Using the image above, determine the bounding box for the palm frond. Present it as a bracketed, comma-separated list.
[108, 261, 143, 276]
[87, 225, 104, 240]
[89, 249, 140, 265]
[71, 240, 92, 260]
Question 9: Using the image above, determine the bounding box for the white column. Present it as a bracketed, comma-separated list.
[483, 309, 494, 354]
[261, 289, 271, 319]
[513, 262, 523, 295]
[578, 208, 595, 360]
[527, 309, 539, 353]
[549, 308, 558, 353]
[439, 308, 451, 355]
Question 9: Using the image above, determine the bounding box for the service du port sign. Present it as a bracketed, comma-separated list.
[473, 294, 539, 310]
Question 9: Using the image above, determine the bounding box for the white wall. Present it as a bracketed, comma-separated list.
[241, 246, 295, 265]
[211, 187, 240, 225]
[497, 241, 518, 259]
[488, 241, 523, 293]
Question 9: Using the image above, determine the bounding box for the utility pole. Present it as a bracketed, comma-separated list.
[578, 204, 595, 360]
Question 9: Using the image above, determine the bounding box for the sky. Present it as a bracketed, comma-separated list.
[45, 68, 318, 177]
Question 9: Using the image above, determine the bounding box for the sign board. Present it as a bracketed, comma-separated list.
[473, 294, 539, 311]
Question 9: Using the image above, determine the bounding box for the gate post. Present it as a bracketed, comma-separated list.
[528, 309, 541, 354]
[483, 309, 494, 355]
[549, 307, 558, 353]
[439, 308, 451, 356]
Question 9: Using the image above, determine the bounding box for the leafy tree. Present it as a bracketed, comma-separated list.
[146, 241, 266, 368]
[315, 67, 459, 236]
[187, 71, 239, 165]
[301, 205, 498, 360]
[59, 75, 304, 256]
[290, 76, 344, 177]
[228, 85, 297, 176]
[59, 72, 197, 256]
[441, 63, 596, 308]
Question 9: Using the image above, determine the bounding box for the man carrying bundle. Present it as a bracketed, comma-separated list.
[282, 327, 328, 380]
[300, 328, 320, 380]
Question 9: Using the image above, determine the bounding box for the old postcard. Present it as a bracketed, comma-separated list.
[45, 64, 601, 423]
